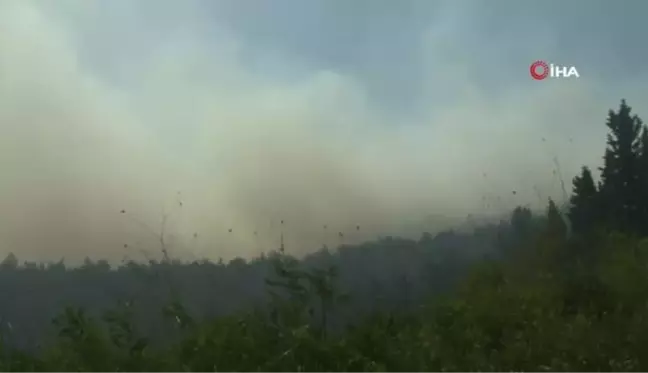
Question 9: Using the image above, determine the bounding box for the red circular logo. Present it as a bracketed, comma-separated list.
[530, 60, 549, 80]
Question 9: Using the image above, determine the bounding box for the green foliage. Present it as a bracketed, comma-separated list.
[0, 232, 647, 371]
[572, 99, 648, 235]
[511, 206, 533, 240]
[546, 198, 567, 240]
[569, 166, 599, 234]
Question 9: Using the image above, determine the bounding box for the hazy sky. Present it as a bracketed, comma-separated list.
[0, 0, 647, 263]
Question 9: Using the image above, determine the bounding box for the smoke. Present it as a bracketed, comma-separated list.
[0, 0, 645, 263]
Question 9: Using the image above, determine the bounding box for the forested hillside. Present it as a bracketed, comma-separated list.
[1, 99, 648, 371]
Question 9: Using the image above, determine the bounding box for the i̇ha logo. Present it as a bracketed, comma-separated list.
[530, 60, 580, 80]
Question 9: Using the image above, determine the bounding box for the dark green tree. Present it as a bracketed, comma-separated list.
[510, 206, 533, 240]
[638, 125, 648, 234]
[598, 99, 643, 233]
[546, 198, 567, 240]
[0, 253, 18, 270]
[568, 166, 599, 234]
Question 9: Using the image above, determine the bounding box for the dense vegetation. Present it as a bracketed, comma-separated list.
[1, 99, 648, 371]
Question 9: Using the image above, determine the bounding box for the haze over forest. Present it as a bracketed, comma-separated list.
[1, 0, 647, 264]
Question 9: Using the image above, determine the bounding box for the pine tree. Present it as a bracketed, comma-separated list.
[598, 99, 643, 233]
[638, 125, 648, 234]
[546, 198, 567, 239]
[0, 252, 18, 270]
[568, 166, 599, 234]
[511, 206, 533, 239]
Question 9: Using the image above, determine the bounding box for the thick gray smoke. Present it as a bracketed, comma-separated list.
[0, 0, 646, 263]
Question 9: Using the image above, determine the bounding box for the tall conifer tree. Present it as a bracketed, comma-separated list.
[598, 99, 642, 233]
[568, 166, 599, 234]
